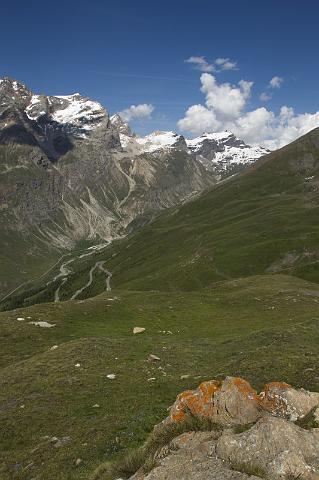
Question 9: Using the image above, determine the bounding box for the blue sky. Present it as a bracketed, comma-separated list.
[2, 0, 319, 146]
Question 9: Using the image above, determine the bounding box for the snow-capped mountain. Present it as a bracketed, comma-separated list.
[113, 115, 269, 178]
[134, 131, 188, 152]
[25, 93, 106, 135]
[186, 131, 269, 176]
[0, 77, 120, 160]
[0, 77, 107, 137]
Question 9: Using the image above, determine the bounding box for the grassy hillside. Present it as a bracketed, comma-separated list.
[1, 274, 319, 479]
[4, 127, 319, 310]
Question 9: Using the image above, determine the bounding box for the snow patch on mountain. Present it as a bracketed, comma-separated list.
[52, 94, 105, 130]
[135, 131, 187, 152]
[25, 93, 105, 133]
[187, 131, 234, 149]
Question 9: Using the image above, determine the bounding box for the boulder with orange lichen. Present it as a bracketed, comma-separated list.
[127, 377, 319, 480]
[259, 381, 319, 421]
[167, 376, 319, 426]
[169, 377, 261, 426]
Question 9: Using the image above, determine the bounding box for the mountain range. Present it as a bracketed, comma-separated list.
[0, 77, 268, 297]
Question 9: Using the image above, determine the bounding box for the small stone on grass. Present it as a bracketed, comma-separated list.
[133, 327, 146, 334]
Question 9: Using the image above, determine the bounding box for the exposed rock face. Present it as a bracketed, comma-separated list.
[131, 431, 261, 480]
[110, 113, 134, 137]
[130, 377, 319, 480]
[217, 416, 319, 479]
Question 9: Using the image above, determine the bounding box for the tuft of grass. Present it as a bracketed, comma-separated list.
[231, 461, 266, 478]
[295, 406, 319, 430]
[92, 415, 222, 480]
[232, 422, 256, 434]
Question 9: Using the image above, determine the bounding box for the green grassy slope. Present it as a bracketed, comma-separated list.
[1, 274, 319, 479]
[5, 127, 319, 310]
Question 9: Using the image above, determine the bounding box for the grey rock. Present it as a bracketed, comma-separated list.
[217, 416, 319, 479]
[50, 436, 71, 448]
[148, 354, 161, 362]
[130, 431, 260, 480]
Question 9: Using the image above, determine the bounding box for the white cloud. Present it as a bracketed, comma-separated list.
[215, 57, 238, 70]
[185, 56, 238, 73]
[119, 103, 154, 122]
[269, 76, 283, 88]
[260, 92, 272, 101]
[185, 56, 215, 73]
[178, 104, 220, 133]
[259, 76, 284, 102]
[177, 73, 319, 148]
[200, 73, 253, 120]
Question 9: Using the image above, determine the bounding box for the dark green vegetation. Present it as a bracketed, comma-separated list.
[1, 274, 319, 479]
[4, 128, 319, 310]
[295, 406, 319, 430]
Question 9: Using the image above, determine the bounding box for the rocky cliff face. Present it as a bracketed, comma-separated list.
[119, 377, 319, 480]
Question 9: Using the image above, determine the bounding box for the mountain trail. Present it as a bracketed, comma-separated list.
[70, 261, 112, 300]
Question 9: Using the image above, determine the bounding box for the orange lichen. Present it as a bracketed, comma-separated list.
[199, 380, 222, 401]
[170, 380, 222, 423]
[262, 381, 291, 394]
[169, 377, 295, 425]
[232, 377, 259, 401]
[259, 381, 292, 415]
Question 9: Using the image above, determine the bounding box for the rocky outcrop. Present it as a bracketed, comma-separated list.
[217, 417, 319, 479]
[167, 377, 319, 425]
[169, 377, 260, 425]
[129, 377, 319, 480]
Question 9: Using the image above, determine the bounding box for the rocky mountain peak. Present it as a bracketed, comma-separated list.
[0, 77, 31, 103]
[0, 77, 120, 158]
[0, 77, 109, 138]
[110, 113, 134, 137]
[24, 92, 107, 134]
